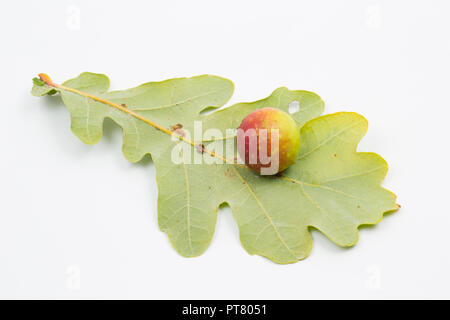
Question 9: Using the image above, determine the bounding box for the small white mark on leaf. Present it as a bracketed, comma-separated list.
[288, 101, 300, 114]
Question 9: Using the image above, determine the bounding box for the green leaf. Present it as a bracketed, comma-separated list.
[33, 77, 45, 86]
[31, 72, 398, 264]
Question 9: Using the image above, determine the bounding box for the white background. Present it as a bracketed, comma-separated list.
[1, 0, 449, 299]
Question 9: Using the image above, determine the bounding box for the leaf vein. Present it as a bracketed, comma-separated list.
[298, 120, 364, 160]
[231, 167, 298, 259]
[129, 91, 218, 111]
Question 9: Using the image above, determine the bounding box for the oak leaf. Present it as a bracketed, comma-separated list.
[32, 72, 398, 264]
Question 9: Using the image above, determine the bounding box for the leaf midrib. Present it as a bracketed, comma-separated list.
[39, 74, 237, 167]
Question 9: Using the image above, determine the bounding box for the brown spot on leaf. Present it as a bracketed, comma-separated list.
[120, 103, 127, 108]
[224, 168, 233, 177]
[170, 123, 183, 131]
[195, 143, 205, 154]
[333, 153, 337, 157]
